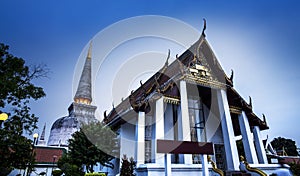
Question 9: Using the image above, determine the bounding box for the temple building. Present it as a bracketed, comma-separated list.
[48, 42, 97, 147]
[103, 26, 283, 175]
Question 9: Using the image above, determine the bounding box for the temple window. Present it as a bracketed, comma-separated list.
[188, 96, 206, 164]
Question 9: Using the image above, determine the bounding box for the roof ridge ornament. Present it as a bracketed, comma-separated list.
[202, 18, 207, 37]
[165, 49, 170, 67]
[104, 110, 107, 120]
[161, 49, 171, 73]
[262, 114, 267, 125]
[230, 69, 234, 83]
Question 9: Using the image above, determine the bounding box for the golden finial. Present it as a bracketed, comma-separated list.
[87, 40, 93, 59]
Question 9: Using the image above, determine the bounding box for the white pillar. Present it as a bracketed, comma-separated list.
[136, 111, 145, 166]
[164, 154, 172, 176]
[239, 111, 259, 164]
[119, 123, 136, 167]
[217, 89, 239, 171]
[201, 154, 209, 176]
[155, 97, 165, 165]
[253, 126, 268, 164]
[179, 80, 193, 164]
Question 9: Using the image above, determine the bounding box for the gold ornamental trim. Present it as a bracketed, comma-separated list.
[229, 106, 242, 114]
[208, 156, 224, 176]
[163, 96, 180, 105]
[240, 156, 267, 176]
[183, 74, 227, 90]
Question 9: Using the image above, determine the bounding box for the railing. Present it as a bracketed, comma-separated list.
[207, 156, 224, 176]
[240, 156, 267, 176]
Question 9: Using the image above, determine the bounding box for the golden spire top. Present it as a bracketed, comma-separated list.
[87, 40, 93, 59]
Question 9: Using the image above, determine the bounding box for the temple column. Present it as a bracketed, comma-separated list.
[155, 97, 165, 165]
[253, 126, 268, 164]
[217, 89, 239, 170]
[136, 111, 145, 166]
[179, 80, 193, 164]
[201, 154, 209, 176]
[164, 154, 172, 176]
[239, 111, 259, 164]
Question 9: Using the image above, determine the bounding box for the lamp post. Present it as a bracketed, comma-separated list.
[51, 155, 57, 176]
[25, 133, 39, 176]
[0, 112, 8, 127]
[33, 133, 38, 146]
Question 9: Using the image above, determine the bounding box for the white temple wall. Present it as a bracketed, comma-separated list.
[176, 106, 183, 141]
[119, 119, 136, 162]
[204, 104, 223, 144]
[105, 158, 120, 176]
[164, 104, 175, 140]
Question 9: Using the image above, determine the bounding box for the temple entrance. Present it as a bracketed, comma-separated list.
[157, 139, 214, 176]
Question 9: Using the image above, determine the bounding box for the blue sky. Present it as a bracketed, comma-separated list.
[1, 1, 300, 146]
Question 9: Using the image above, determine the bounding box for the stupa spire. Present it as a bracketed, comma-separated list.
[37, 123, 46, 146]
[40, 123, 46, 141]
[74, 41, 93, 105]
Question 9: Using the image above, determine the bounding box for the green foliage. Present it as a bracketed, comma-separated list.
[0, 43, 47, 135]
[57, 153, 85, 176]
[271, 137, 298, 156]
[120, 155, 136, 176]
[58, 122, 118, 174]
[289, 161, 300, 176]
[0, 43, 47, 174]
[52, 169, 63, 176]
[69, 122, 118, 172]
[84, 172, 106, 176]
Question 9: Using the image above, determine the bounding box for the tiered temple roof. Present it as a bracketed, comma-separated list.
[104, 29, 268, 133]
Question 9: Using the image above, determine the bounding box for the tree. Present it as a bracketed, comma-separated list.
[289, 160, 300, 176]
[0, 43, 47, 173]
[120, 155, 136, 176]
[57, 154, 84, 176]
[52, 169, 63, 176]
[58, 122, 118, 173]
[271, 137, 298, 156]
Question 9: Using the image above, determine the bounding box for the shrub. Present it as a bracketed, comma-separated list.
[289, 161, 300, 175]
[52, 169, 63, 176]
[120, 155, 136, 176]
